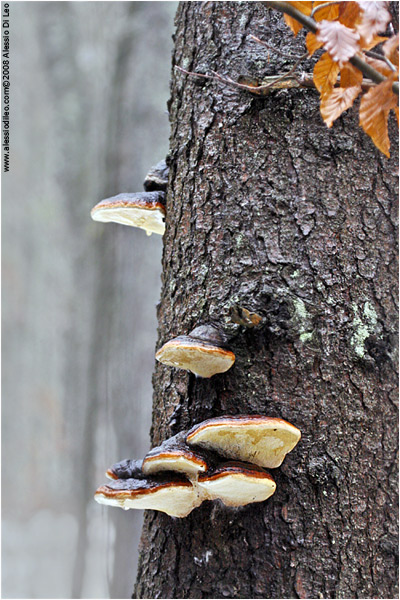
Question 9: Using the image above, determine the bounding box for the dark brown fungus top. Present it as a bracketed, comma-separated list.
[143, 159, 169, 192]
[106, 458, 144, 480]
[142, 431, 217, 477]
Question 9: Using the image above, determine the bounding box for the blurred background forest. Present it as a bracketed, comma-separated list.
[2, 2, 177, 597]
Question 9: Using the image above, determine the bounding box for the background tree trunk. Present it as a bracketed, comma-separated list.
[134, 3, 398, 599]
[2, 3, 176, 598]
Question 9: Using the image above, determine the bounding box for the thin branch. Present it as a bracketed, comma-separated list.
[310, 2, 340, 19]
[175, 66, 272, 94]
[249, 34, 304, 60]
[175, 65, 377, 95]
[240, 50, 310, 91]
[260, 0, 399, 96]
[176, 65, 313, 94]
[261, 1, 318, 33]
[365, 50, 397, 72]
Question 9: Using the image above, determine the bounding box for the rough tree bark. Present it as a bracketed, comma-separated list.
[134, 3, 398, 598]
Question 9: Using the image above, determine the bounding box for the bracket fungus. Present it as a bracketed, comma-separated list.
[91, 158, 169, 235]
[90, 191, 166, 236]
[95, 472, 202, 518]
[197, 461, 276, 507]
[95, 414, 301, 517]
[155, 324, 235, 378]
[143, 159, 169, 192]
[186, 415, 301, 469]
[142, 431, 215, 477]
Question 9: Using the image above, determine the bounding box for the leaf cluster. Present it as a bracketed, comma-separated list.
[284, 1, 398, 156]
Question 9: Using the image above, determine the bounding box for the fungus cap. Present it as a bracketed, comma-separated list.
[186, 415, 301, 469]
[94, 474, 201, 518]
[90, 192, 166, 235]
[143, 159, 169, 192]
[106, 458, 144, 480]
[189, 324, 229, 346]
[197, 461, 276, 506]
[142, 432, 212, 477]
[155, 335, 235, 378]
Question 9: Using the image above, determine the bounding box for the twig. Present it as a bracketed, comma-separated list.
[175, 66, 271, 94]
[218, 50, 310, 95]
[260, 0, 399, 96]
[257, 51, 309, 87]
[249, 34, 305, 61]
[365, 50, 397, 72]
[176, 65, 379, 95]
[176, 60, 312, 96]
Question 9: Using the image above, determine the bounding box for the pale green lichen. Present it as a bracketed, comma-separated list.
[291, 297, 314, 343]
[292, 297, 308, 321]
[300, 332, 313, 343]
[363, 301, 378, 326]
[351, 301, 378, 357]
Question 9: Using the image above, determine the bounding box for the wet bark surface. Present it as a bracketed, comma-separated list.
[134, 3, 398, 598]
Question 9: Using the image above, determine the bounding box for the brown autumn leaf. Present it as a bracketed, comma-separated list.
[339, 2, 362, 29]
[362, 35, 388, 52]
[340, 62, 364, 88]
[383, 34, 399, 68]
[357, 1, 391, 45]
[313, 52, 340, 94]
[359, 75, 398, 157]
[284, 13, 303, 37]
[312, 1, 340, 22]
[361, 108, 391, 156]
[316, 20, 360, 64]
[283, 1, 312, 36]
[306, 32, 323, 57]
[321, 85, 362, 127]
[395, 107, 399, 125]
[285, 1, 312, 15]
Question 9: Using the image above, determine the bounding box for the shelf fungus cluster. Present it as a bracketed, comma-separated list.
[90, 159, 168, 236]
[156, 324, 236, 378]
[95, 415, 301, 517]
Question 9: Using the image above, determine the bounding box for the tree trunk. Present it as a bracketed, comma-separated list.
[134, 3, 398, 598]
